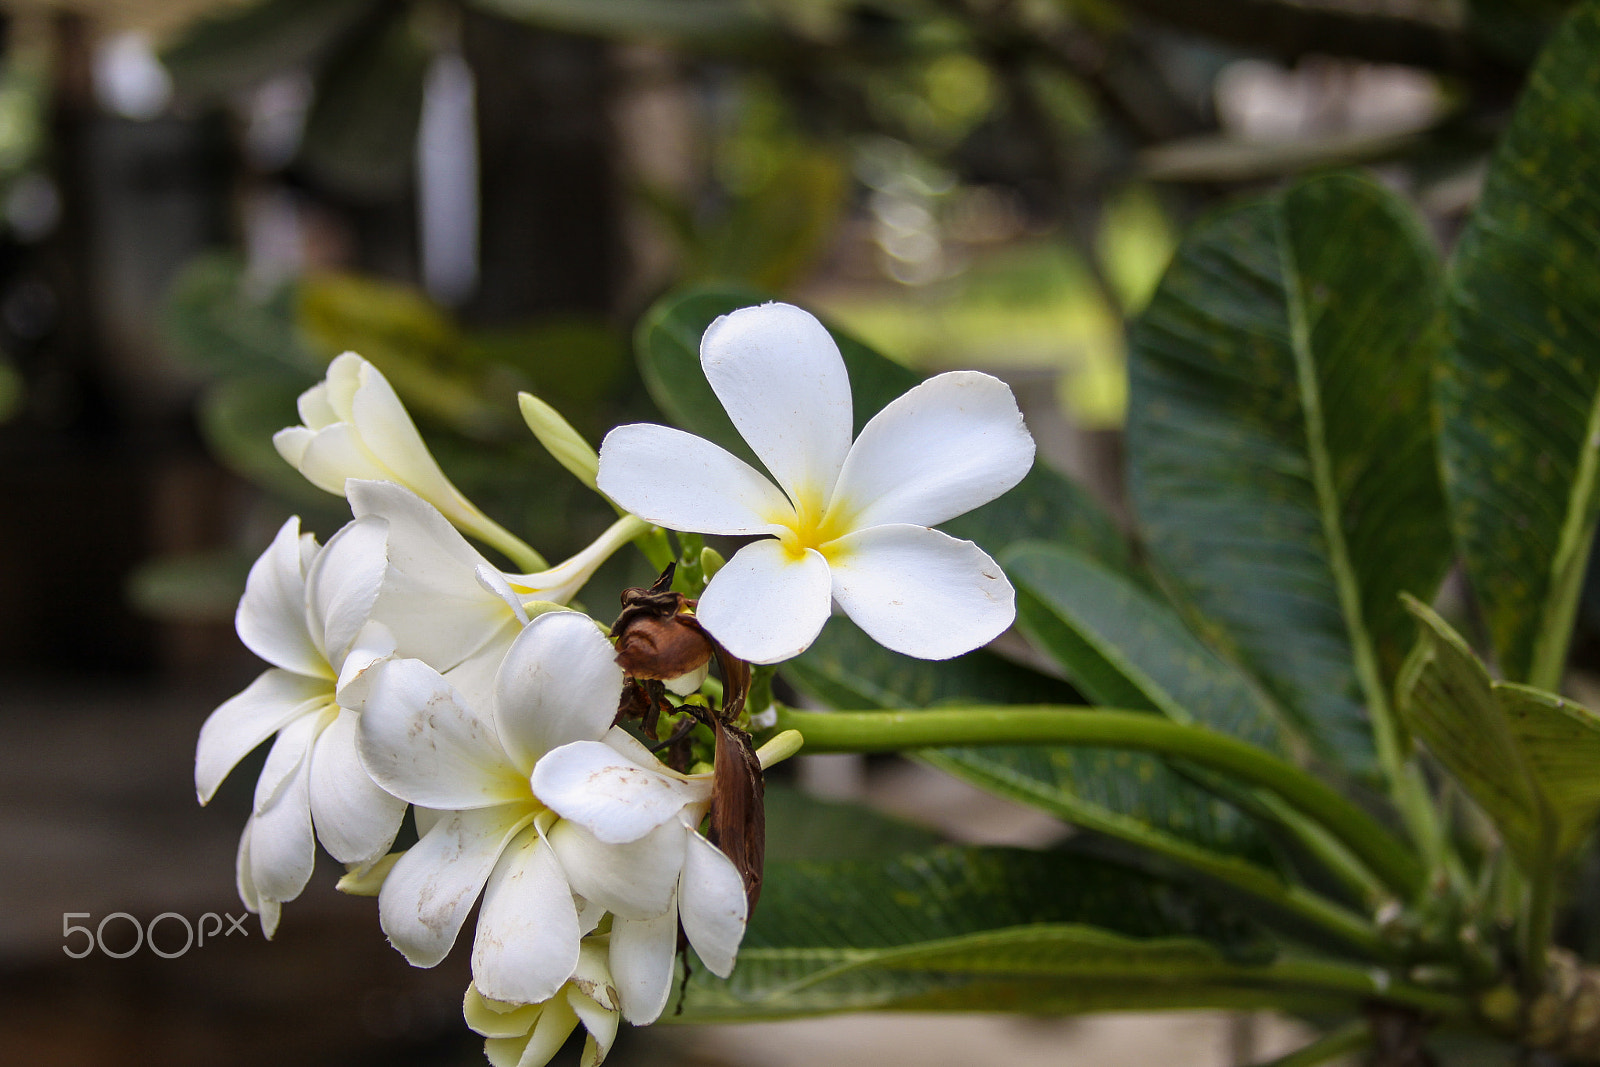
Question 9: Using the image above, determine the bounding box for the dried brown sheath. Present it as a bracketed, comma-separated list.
[608, 564, 766, 915]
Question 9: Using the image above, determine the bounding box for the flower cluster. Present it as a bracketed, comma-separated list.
[197, 303, 1033, 1064]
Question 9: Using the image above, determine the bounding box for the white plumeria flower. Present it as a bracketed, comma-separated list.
[533, 731, 748, 1025]
[357, 609, 746, 1008]
[341, 478, 648, 681]
[465, 939, 620, 1067]
[196, 515, 405, 936]
[596, 302, 1035, 665]
[274, 352, 542, 569]
[356, 611, 634, 1001]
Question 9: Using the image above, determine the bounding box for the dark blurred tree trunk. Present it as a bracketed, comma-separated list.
[462, 11, 617, 324]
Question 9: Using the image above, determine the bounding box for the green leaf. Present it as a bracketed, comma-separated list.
[296, 272, 500, 433]
[161, 0, 379, 99]
[469, 0, 779, 51]
[299, 7, 429, 201]
[1398, 597, 1600, 872]
[1127, 171, 1450, 776]
[1004, 541, 1282, 751]
[161, 253, 319, 379]
[676, 845, 1291, 1020]
[1439, 0, 1600, 688]
[762, 784, 944, 863]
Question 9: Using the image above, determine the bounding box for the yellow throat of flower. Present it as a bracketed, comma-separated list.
[772, 488, 856, 561]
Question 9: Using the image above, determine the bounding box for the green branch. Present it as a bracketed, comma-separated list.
[773, 706, 1425, 899]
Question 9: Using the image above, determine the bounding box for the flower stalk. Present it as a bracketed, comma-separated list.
[772, 706, 1426, 900]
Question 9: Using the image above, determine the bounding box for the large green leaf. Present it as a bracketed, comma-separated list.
[299, 6, 428, 200]
[1126, 171, 1450, 775]
[1439, 0, 1600, 688]
[675, 845, 1297, 1020]
[1397, 598, 1600, 872]
[1004, 541, 1282, 751]
[161, 253, 319, 379]
[634, 285, 1132, 571]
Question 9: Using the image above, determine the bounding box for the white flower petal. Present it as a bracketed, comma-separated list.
[701, 302, 853, 502]
[272, 425, 313, 467]
[596, 423, 793, 535]
[472, 828, 582, 1004]
[547, 818, 684, 920]
[828, 523, 1015, 660]
[292, 422, 391, 495]
[694, 539, 833, 665]
[304, 517, 387, 669]
[567, 987, 619, 1065]
[571, 938, 619, 1011]
[506, 514, 646, 605]
[609, 907, 679, 1025]
[532, 741, 707, 844]
[308, 708, 408, 865]
[464, 984, 543, 1038]
[346, 479, 514, 671]
[379, 804, 534, 967]
[831, 371, 1034, 529]
[348, 355, 461, 501]
[235, 821, 260, 914]
[196, 669, 330, 804]
[304, 363, 347, 423]
[358, 658, 526, 809]
[253, 707, 326, 814]
[247, 716, 320, 904]
[678, 827, 747, 977]
[495, 612, 623, 774]
[332, 619, 397, 710]
[512, 996, 580, 1067]
[235, 517, 329, 678]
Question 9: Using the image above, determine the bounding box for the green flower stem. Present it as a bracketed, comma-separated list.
[469, 514, 548, 572]
[1522, 865, 1556, 993]
[633, 524, 675, 573]
[1260, 958, 1468, 1020]
[1255, 1021, 1371, 1067]
[774, 706, 1426, 899]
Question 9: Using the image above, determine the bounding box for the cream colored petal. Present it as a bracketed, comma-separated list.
[495, 611, 624, 775]
[678, 826, 747, 977]
[308, 708, 407, 866]
[195, 669, 328, 805]
[472, 828, 582, 1004]
[828, 523, 1015, 660]
[235, 516, 329, 678]
[831, 370, 1034, 529]
[609, 908, 679, 1025]
[358, 658, 527, 809]
[547, 818, 684, 920]
[379, 804, 534, 968]
[304, 516, 387, 669]
[532, 740, 704, 844]
[694, 539, 833, 665]
[701, 302, 853, 502]
[596, 423, 793, 535]
[346, 479, 514, 672]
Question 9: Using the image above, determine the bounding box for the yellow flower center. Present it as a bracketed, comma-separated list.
[772, 487, 856, 561]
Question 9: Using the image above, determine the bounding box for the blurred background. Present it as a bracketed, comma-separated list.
[0, 0, 1558, 1063]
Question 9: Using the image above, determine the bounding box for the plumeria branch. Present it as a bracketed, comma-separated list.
[771, 706, 1426, 902]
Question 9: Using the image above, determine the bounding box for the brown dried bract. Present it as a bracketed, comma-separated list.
[609, 563, 764, 914]
[611, 564, 715, 682]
